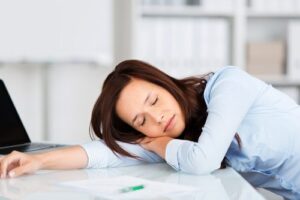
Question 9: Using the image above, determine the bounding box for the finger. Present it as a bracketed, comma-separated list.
[0, 152, 22, 179]
[0, 156, 5, 164]
[8, 163, 33, 178]
[7, 161, 19, 173]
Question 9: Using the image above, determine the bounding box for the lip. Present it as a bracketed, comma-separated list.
[164, 114, 175, 132]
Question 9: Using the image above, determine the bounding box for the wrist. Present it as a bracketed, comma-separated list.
[153, 137, 173, 159]
[34, 153, 48, 169]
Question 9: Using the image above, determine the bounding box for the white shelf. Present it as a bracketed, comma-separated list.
[111, 0, 300, 103]
[247, 11, 300, 18]
[258, 75, 300, 86]
[0, 57, 113, 68]
[139, 7, 300, 19]
[140, 6, 234, 18]
[123, 0, 300, 85]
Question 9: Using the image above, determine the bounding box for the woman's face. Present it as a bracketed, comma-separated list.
[116, 78, 185, 138]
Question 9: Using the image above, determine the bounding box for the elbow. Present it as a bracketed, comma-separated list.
[179, 146, 221, 175]
[166, 140, 222, 175]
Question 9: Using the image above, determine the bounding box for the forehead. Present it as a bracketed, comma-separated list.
[115, 78, 158, 121]
[124, 78, 154, 93]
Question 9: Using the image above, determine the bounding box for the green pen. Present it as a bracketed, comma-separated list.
[119, 184, 145, 193]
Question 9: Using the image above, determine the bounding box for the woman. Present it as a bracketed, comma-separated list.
[0, 60, 299, 199]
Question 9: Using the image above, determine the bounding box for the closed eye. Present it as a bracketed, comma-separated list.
[151, 97, 158, 105]
[140, 117, 146, 126]
[139, 96, 158, 127]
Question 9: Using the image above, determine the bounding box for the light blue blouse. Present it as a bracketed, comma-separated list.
[81, 66, 300, 200]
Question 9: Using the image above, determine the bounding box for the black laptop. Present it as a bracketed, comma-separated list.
[0, 79, 66, 155]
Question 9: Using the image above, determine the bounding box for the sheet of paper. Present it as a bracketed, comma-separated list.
[59, 175, 200, 199]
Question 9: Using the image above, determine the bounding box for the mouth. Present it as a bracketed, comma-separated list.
[164, 114, 175, 132]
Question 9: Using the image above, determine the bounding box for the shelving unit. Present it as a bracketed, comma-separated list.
[133, 1, 245, 69]
[245, 4, 300, 102]
[129, 0, 246, 70]
[115, 0, 300, 103]
[247, 12, 300, 18]
[140, 6, 234, 17]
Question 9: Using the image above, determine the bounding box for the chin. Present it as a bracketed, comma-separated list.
[170, 129, 183, 138]
[176, 124, 185, 136]
[167, 120, 185, 138]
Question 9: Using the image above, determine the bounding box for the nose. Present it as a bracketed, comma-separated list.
[146, 108, 164, 124]
[157, 113, 164, 124]
[144, 106, 165, 125]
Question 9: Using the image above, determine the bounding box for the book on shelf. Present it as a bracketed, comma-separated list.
[141, 0, 234, 10]
[201, 0, 234, 12]
[249, 0, 299, 12]
[287, 22, 300, 79]
[134, 17, 229, 78]
[141, 0, 192, 6]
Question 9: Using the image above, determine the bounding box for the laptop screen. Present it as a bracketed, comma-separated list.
[0, 80, 31, 147]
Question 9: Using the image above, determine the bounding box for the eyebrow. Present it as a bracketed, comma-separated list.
[131, 92, 151, 125]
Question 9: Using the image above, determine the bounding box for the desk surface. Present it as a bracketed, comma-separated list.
[0, 163, 264, 200]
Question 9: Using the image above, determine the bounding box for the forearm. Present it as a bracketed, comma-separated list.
[34, 145, 88, 170]
[153, 141, 169, 159]
[142, 137, 173, 159]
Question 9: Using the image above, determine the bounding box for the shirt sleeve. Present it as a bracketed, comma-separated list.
[80, 140, 164, 169]
[165, 67, 266, 174]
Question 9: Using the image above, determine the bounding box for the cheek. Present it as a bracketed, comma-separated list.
[177, 119, 185, 134]
[139, 126, 163, 138]
[169, 115, 185, 137]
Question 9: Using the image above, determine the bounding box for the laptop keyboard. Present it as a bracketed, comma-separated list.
[0, 143, 66, 155]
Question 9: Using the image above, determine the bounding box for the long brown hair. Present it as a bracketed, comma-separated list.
[90, 60, 241, 168]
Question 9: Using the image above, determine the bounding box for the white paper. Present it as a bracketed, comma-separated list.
[60, 175, 199, 199]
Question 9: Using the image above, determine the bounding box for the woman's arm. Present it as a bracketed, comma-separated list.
[0, 140, 164, 178]
[141, 67, 267, 175]
[165, 67, 266, 174]
[0, 145, 88, 178]
[81, 140, 164, 169]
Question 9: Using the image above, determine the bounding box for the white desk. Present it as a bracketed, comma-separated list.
[0, 163, 264, 200]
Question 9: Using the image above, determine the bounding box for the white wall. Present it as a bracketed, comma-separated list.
[47, 64, 111, 143]
[0, 0, 113, 143]
[0, 0, 112, 63]
[0, 63, 112, 143]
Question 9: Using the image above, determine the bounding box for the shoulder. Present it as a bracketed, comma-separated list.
[205, 66, 250, 95]
[203, 66, 266, 104]
[211, 66, 248, 81]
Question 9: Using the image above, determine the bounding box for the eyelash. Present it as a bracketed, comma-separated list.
[140, 118, 146, 126]
[151, 97, 158, 105]
[139, 97, 159, 127]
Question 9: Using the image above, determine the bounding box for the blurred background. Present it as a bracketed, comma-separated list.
[0, 0, 300, 144]
[1, 1, 299, 198]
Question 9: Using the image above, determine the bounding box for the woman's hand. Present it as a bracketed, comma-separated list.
[0, 151, 43, 179]
[0, 146, 88, 179]
[138, 136, 173, 159]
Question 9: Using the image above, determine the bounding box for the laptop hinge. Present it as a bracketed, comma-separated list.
[0, 142, 31, 149]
